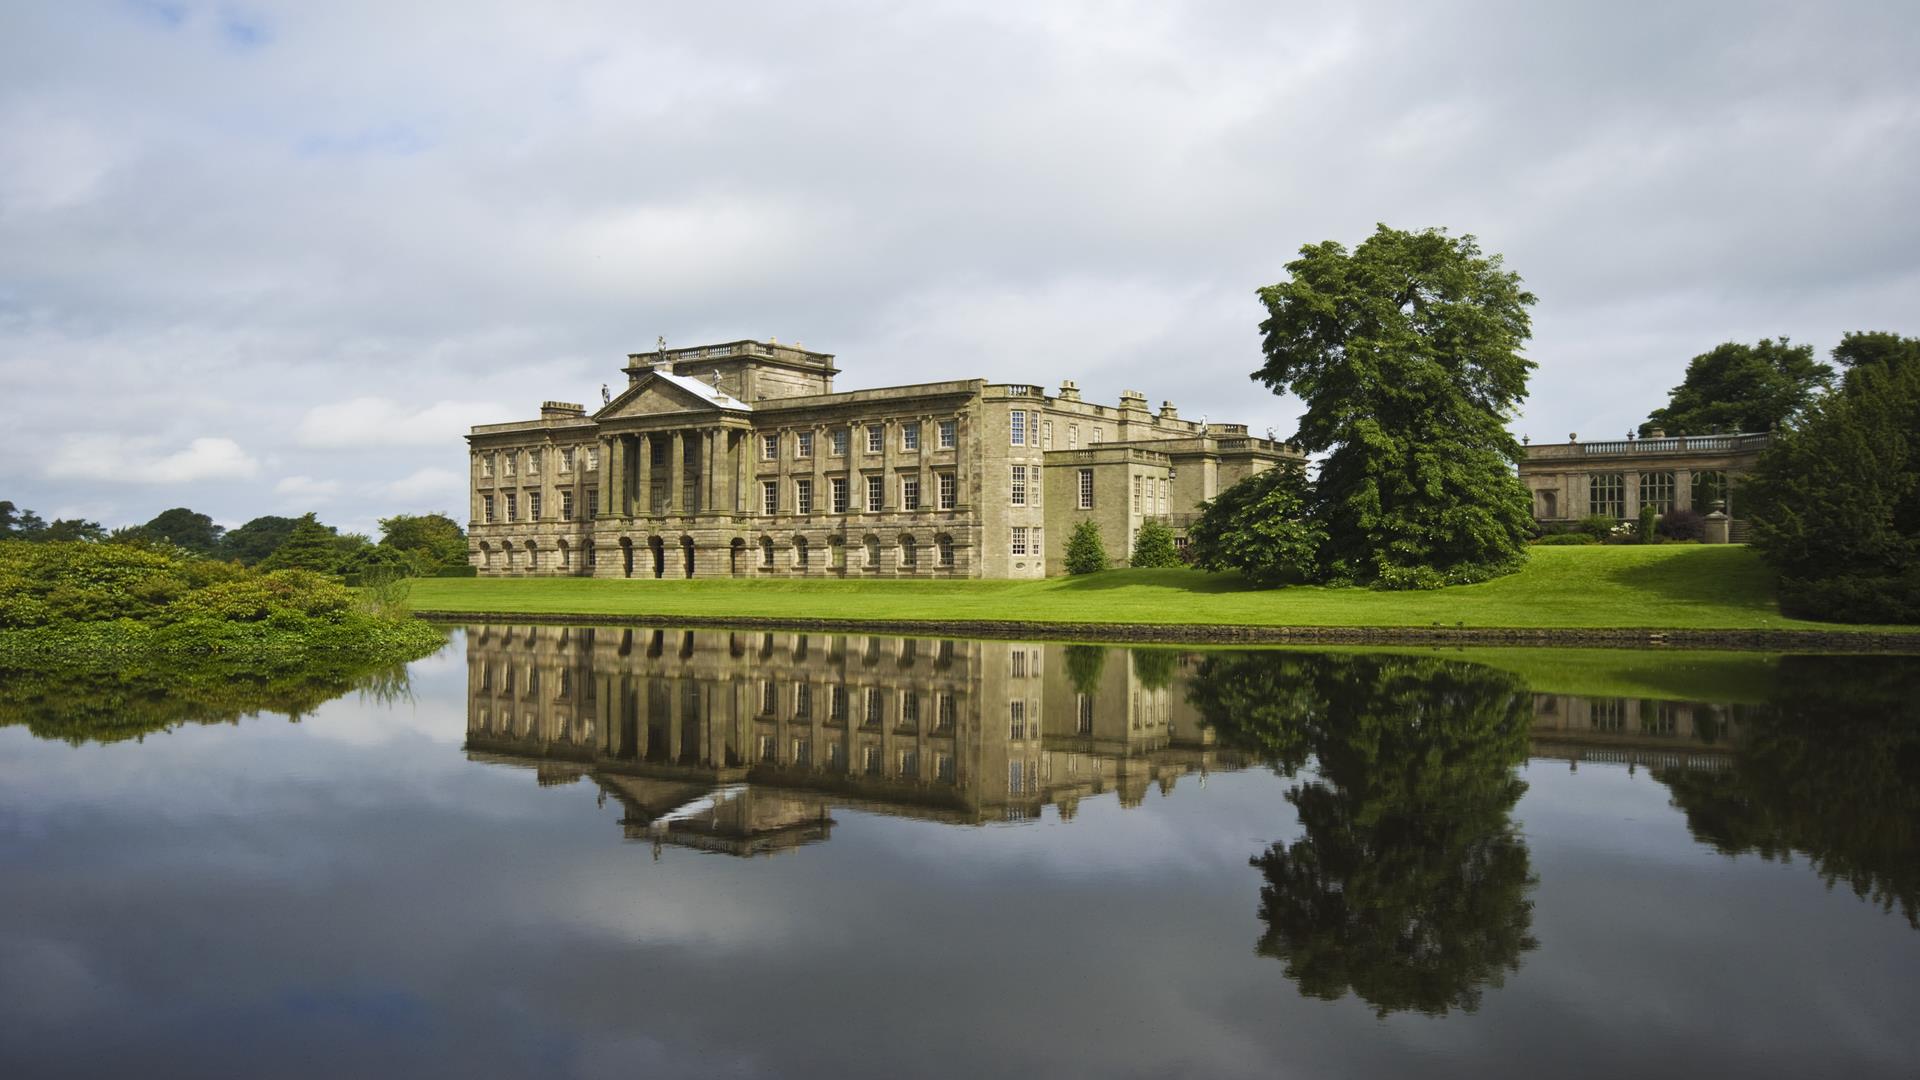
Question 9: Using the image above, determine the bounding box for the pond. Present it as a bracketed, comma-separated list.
[2, 626, 1916, 1078]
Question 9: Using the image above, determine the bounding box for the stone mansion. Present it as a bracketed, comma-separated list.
[466, 339, 1303, 578]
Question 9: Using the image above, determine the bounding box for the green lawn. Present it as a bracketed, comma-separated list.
[408, 545, 1911, 634]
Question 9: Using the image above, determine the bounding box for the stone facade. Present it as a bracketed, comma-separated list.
[465, 340, 1304, 578]
[1518, 431, 1771, 540]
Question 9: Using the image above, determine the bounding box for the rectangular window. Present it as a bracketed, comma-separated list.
[831, 428, 849, 456]
[482, 494, 495, 523]
[1640, 471, 1675, 514]
[831, 685, 848, 721]
[503, 453, 515, 477]
[1078, 469, 1094, 509]
[529, 492, 542, 520]
[938, 419, 956, 448]
[1010, 700, 1026, 739]
[796, 478, 813, 514]
[587, 447, 599, 470]
[561, 447, 574, 472]
[527, 449, 541, 474]
[762, 434, 779, 461]
[866, 475, 884, 511]
[936, 753, 956, 783]
[1133, 476, 1142, 512]
[1590, 473, 1626, 518]
[866, 687, 885, 725]
[797, 431, 813, 458]
[866, 425, 884, 454]
[1159, 478, 1168, 513]
[1068, 425, 1079, 449]
[936, 694, 955, 732]
[831, 476, 848, 513]
[481, 453, 493, 478]
[505, 493, 518, 522]
[763, 480, 779, 515]
[561, 490, 574, 520]
[1011, 465, 1028, 506]
[902, 694, 920, 730]
[1011, 650, 1026, 677]
[901, 476, 920, 510]
[938, 473, 956, 510]
[1092, 427, 1103, 444]
[1010, 409, 1027, 446]
[1043, 420, 1053, 448]
[1011, 526, 1028, 555]
[902, 422, 921, 451]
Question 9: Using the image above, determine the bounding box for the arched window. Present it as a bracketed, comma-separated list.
[936, 534, 955, 567]
[525, 542, 539, 570]
[900, 535, 918, 569]
[1692, 470, 1728, 513]
[863, 535, 881, 569]
[794, 537, 810, 569]
[760, 536, 775, 568]
[1639, 471, 1675, 514]
[1589, 473, 1626, 518]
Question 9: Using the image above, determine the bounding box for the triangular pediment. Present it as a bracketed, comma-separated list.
[594, 372, 743, 421]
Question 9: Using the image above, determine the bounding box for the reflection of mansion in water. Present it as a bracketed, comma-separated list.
[464, 625, 1242, 855]
[463, 625, 1752, 855]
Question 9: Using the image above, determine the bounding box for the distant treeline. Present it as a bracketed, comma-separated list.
[0, 503, 472, 583]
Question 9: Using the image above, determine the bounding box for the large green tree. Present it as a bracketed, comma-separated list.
[1641, 337, 1833, 437]
[1191, 652, 1539, 1015]
[256, 513, 344, 573]
[1832, 330, 1920, 393]
[220, 515, 300, 565]
[378, 512, 468, 573]
[1256, 225, 1537, 588]
[1742, 357, 1920, 622]
[139, 507, 225, 555]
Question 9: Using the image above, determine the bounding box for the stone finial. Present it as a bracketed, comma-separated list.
[1058, 380, 1081, 400]
[1569, 432, 1578, 442]
[1160, 401, 1179, 420]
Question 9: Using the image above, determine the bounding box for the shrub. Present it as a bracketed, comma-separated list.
[1657, 508, 1707, 542]
[1531, 532, 1598, 545]
[1778, 571, 1920, 624]
[1638, 504, 1659, 544]
[1186, 465, 1324, 586]
[1130, 520, 1182, 568]
[1575, 515, 1616, 541]
[1065, 521, 1108, 575]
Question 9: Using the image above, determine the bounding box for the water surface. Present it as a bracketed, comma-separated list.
[2, 628, 1915, 1078]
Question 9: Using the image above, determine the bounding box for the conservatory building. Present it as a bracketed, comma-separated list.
[1518, 431, 1772, 541]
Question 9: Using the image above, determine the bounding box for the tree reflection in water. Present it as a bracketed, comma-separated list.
[1654, 656, 1920, 928]
[1191, 652, 1539, 1016]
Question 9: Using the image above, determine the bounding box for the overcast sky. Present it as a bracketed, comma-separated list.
[3, 0, 1916, 535]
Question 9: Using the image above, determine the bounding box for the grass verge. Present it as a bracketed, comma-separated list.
[408, 546, 1915, 634]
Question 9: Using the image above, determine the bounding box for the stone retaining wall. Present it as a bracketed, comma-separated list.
[411, 610, 1920, 653]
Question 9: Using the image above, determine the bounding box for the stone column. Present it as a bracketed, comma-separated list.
[596, 437, 613, 517]
[1674, 470, 1693, 515]
[880, 418, 894, 510]
[812, 424, 827, 521]
[668, 430, 685, 516]
[610, 436, 629, 518]
[918, 413, 932, 513]
[636, 434, 652, 516]
[703, 429, 717, 515]
[736, 429, 751, 514]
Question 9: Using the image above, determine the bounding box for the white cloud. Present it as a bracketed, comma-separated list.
[384, 467, 462, 503]
[295, 398, 504, 449]
[46, 436, 260, 484]
[273, 474, 340, 501]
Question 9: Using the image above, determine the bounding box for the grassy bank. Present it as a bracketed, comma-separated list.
[408, 546, 1912, 634]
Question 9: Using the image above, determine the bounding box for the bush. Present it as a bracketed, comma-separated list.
[1186, 465, 1324, 586]
[1531, 532, 1598, 545]
[1065, 521, 1108, 575]
[1574, 515, 1617, 541]
[1638, 504, 1659, 544]
[1657, 508, 1707, 542]
[1779, 571, 1920, 624]
[1130, 520, 1182, 568]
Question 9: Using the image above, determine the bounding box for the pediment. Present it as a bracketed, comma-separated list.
[594, 373, 738, 421]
